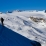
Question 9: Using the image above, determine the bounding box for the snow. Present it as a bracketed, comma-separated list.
[0, 10, 46, 46]
[0, 25, 40, 46]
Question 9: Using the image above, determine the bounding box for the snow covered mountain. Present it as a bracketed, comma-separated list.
[0, 10, 46, 46]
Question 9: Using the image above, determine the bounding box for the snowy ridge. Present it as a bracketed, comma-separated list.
[6, 10, 45, 13]
[0, 11, 46, 46]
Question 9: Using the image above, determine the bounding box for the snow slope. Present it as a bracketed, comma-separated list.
[0, 11, 46, 46]
[0, 24, 41, 46]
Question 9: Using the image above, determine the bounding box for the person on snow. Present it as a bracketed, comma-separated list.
[1, 17, 4, 26]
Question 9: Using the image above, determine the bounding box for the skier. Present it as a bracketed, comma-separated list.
[1, 17, 4, 26]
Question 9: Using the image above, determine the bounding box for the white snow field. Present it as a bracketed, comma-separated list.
[0, 10, 46, 46]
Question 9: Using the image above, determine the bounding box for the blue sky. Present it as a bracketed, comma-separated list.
[0, 0, 46, 12]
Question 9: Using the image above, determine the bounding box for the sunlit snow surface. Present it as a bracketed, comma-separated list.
[0, 11, 46, 46]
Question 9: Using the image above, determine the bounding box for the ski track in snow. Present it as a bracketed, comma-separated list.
[0, 11, 46, 46]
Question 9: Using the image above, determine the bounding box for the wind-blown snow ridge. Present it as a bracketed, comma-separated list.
[0, 11, 46, 46]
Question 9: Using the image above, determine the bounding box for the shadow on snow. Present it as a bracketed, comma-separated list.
[0, 24, 41, 46]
